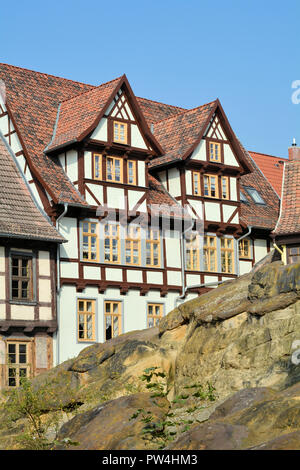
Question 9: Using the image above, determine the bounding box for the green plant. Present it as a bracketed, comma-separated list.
[3, 377, 79, 450]
[139, 367, 167, 397]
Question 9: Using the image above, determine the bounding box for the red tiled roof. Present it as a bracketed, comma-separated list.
[137, 96, 186, 125]
[0, 135, 64, 242]
[0, 63, 93, 205]
[148, 102, 217, 168]
[273, 161, 300, 236]
[47, 76, 123, 151]
[249, 151, 286, 197]
[240, 146, 280, 230]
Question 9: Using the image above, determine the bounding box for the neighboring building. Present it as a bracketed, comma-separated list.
[0, 134, 64, 388]
[249, 151, 285, 197]
[0, 64, 280, 365]
[272, 142, 300, 264]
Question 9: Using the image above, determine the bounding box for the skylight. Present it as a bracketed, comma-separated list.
[240, 191, 248, 204]
[244, 187, 266, 205]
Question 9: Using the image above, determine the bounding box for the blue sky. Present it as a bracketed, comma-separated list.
[1, 0, 300, 157]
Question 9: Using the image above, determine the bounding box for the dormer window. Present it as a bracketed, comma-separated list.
[240, 191, 248, 204]
[245, 187, 265, 205]
[209, 142, 221, 162]
[113, 121, 127, 144]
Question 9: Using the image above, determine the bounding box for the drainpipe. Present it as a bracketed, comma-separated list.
[176, 216, 195, 306]
[236, 226, 253, 276]
[55, 203, 68, 365]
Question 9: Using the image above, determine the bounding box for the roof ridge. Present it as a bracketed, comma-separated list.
[249, 150, 287, 160]
[137, 95, 186, 111]
[153, 99, 217, 126]
[0, 62, 95, 88]
[58, 75, 123, 105]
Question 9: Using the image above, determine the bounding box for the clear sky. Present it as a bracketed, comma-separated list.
[1, 0, 300, 158]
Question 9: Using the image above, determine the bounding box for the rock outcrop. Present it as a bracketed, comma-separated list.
[1, 253, 300, 450]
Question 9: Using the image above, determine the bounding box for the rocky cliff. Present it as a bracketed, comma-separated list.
[1, 253, 300, 450]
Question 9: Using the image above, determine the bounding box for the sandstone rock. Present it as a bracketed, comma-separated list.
[57, 393, 169, 450]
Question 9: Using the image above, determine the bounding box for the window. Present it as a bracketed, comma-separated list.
[106, 156, 123, 183]
[113, 121, 127, 144]
[186, 233, 200, 270]
[93, 154, 102, 180]
[125, 226, 141, 265]
[287, 246, 300, 264]
[104, 223, 120, 263]
[245, 187, 265, 205]
[6, 342, 31, 387]
[147, 304, 163, 328]
[204, 236, 217, 272]
[221, 237, 234, 273]
[105, 301, 122, 340]
[11, 255, 33, 301]
[146, 228, 160, 267]
[239, 238, 251, 259]
[82, 221, 98, 261]
[127, 160, 136, 185]
[204, 174, 218, 198]
[209, 142, 221, 162]
[77, 299, 95, 342]
[193, 172, 201, 195]
[221, 176, 229, 199]
[240, 191, 249, 204]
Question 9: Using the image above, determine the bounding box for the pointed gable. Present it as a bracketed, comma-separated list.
[46, 75, 164, 156]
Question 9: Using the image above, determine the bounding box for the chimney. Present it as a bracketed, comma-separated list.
[288, 138, 300, 161]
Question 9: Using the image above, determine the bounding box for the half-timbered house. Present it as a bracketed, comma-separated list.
[0, 64, 280, 365]
[0, 133, 64, 388]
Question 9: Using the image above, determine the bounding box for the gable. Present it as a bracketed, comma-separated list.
[190, 113, 240, 167]
[91, 88, 149, 151]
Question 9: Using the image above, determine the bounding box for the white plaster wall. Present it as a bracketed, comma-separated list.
[57, 285, 200, 365]
[126, 270, 143, 283]
[85, 183, 104, 205]
[131, 124, 147, 149]
[165, 237, 181, 268]
[105, 268, 122, 282]
[167, 270, 182, 286]
[191, 139, 206, 160]
[230, 178, 237, 201]
[39, 279, 51, 303]
[254, 239, 268, 263]
[0, 246, 5, 272]
[39, 251, 50, 276]
[158, 171, 167, 190]
[188, 199, 203, 220]
[10, 305, 35, 320]
[91, 117, 107, 141]
[59, 217, 78, 258]
[84, 266, 101, 280]
[10, 132, 23, 154]
[66, 150, 78, 182]
[84, 151, 92, 179]
[168, 168, 181, 197]
[147, 271, 163, 284]
[138, 161, 146, 187]
[205, 202, 221, 222]
[223, 143, 239, 167]
[239, 260, 252, 275]
[223, 205, 236, 223]
[128, 190, 144, 211]
[204, 275, 219, 286]
[107, 187, 125, 210]
[39, 307, 52, 321]
[60, 261, 79, 279]
[185, 170, 192, 194]
[186, 274, 201, 285]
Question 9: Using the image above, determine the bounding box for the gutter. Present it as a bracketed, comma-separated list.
[236, 226, 253, 276]
[55, 203, 69, 365]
